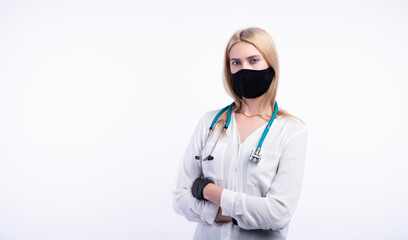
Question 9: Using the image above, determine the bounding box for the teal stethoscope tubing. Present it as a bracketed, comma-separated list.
[195, 101, 278, 163]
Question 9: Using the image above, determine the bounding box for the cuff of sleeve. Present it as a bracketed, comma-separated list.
[202, 202, 219, 224]
[220, 189, 237, 217]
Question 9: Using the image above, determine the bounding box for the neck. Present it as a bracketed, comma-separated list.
[239, 96, 271, 116]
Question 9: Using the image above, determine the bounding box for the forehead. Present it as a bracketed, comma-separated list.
[229, 41, 262, 59]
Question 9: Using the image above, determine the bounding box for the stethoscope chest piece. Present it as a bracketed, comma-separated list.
[249, 148, 262, 163]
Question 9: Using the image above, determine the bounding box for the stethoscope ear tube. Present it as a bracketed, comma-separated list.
[195, 128, 213, 160]
[203, 126, 227, 161]
[209, 105, 229, 130]
[195, 103, 234, 161]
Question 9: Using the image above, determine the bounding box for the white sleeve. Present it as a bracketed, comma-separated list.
[220, 129, 308, 230]
[172, 114, 219, 224]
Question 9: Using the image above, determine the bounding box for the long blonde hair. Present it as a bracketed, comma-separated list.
[214, 27, 299, 133]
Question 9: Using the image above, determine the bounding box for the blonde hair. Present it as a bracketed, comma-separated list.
[214, 27, 300, 132]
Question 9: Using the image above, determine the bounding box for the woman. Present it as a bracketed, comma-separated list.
[173, 27, 307, 240]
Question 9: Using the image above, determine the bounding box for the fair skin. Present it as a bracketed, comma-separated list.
[204, 41, 272, 222]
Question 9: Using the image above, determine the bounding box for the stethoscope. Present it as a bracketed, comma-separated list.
[195, 101, 278, 164]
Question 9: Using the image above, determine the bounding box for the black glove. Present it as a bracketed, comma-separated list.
[192, 177, 214, 200]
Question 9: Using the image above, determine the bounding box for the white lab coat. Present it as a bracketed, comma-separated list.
[173, 108, 307, 240]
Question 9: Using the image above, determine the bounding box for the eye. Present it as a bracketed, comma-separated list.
[250, 58, 260, 63]
[231, 60, 240, 66]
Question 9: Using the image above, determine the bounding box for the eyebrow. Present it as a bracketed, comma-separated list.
[230, 55, 262, 61]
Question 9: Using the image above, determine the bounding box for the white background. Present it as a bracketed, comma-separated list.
[1, 0, 407, 239]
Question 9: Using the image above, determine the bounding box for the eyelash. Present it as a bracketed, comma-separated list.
[231, 58, 260, 66]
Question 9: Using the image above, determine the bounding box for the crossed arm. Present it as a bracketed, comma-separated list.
[202, 183, 231, 222]
[173, 114, 307, 230]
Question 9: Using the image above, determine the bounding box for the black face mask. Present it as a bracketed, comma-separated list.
[231, 67, 275, 99]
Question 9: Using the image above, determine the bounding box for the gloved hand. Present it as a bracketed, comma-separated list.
[192, 177, 214, 200]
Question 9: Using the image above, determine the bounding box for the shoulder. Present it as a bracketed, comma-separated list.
[201, 109, 223, 123]
[277, 116, 307, 133]
[195, 107, 227, 130]
[273, 116, 307, 144]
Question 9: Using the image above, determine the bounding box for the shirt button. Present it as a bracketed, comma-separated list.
[226, 235, 229, 239]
